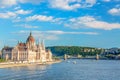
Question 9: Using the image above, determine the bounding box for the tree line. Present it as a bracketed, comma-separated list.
[46, 46, 103, 57]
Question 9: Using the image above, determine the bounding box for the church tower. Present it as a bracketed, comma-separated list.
[26, 32, 35, 50]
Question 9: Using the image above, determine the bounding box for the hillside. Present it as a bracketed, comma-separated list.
[46, 46, 104, 56]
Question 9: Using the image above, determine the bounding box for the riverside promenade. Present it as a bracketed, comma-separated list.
[0, 60, 61, 68]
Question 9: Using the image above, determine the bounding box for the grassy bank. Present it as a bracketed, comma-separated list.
[0, 59, 6, 63]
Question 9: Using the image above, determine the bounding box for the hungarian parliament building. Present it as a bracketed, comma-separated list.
[1, 32, 52, 63]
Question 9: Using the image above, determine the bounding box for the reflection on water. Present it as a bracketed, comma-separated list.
[26, 64, 48, 71]
[0, 60, 120, 80]
[0, 64, 50, 80]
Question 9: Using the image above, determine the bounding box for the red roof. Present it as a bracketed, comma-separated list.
[26, 32, 35, 42]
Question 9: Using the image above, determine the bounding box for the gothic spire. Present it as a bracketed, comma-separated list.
[41, 39, 45, 50]
[30, 31, 32, 36]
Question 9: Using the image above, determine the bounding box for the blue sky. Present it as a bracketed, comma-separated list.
[0, 0, 120, 49]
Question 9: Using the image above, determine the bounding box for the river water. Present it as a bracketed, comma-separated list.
[0, 59, 120, 80]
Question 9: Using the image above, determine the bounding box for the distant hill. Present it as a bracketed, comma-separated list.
[46, 46, 104, 56]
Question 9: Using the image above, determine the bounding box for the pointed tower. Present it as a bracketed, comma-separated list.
[38, 39, 42, 51]
[41, 39, 45, 50]
[26, 32, 35, 50]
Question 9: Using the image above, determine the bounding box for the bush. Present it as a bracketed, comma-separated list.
[0, 59, 6, 62]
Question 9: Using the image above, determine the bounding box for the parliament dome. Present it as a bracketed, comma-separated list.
[26, 32, 35, 42]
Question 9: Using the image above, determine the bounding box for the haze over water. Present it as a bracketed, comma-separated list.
[0, 59, 120, 80]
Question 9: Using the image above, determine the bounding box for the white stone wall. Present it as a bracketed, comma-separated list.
[2, 33, 53, 62]
[2, 50, 12, 60]
[27, 50, 36, 62]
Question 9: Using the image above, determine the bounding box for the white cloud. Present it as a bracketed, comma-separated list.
[15, 9, 32, 15]
[0, 0, 17, 8]
[24, 24, 38, 28]
[19, 0, 43, 4]
[108, 8, 120, 16]
[44, 30, 98, 35]
[0, 12, 17, 19]
[12, 17, 21, 22]
[14, 30, 98, 36]
[49, 0, 81, 10]
[26, 15, 54, 22]
[85, 0, 96, 6]
[65, 16, 120, 30]
[49, 0, 96, 10]
[102, 0, 119, 2]
[12, 30, 59, 40]
[0, 0, 43, 8]
[14, 6, 21, 10]
[12, 30, 98, 40]
[0, 9, 32, 19]
[15, 24, 38, 28]
[0, 0, 96, 10]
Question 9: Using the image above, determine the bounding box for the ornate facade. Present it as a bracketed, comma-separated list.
[2, 32, 52, 63]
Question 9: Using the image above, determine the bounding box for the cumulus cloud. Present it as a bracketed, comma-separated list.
[19, 0, 43, 4]
[0, 0, 17, 8]
[0, 0, 43, 8]
[85, 0, 96, 6]
[12, 17, 22, 22]
[24, 24, 38, 28]
[12, 30, 98, 40]
[49, 0, 81, 10]
[26, 15, 67, 24]
[15, 24, 38, 28]
[108, 8, 120, 16]
[14, 30, 98, 35]
[44, 30, 98, 35]
[0, 9, 32, 19]
[15, 9, 32, 15]
[26, 15, 54, 22]
[0, 0, 96, 10]
[12, 30, 58, 40]
[0, 12, 17, 19]
[49, 0, 96, 10]
[65, 16, 120, 30]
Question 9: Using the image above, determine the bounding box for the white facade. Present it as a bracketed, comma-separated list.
[2, 32, 52, 62]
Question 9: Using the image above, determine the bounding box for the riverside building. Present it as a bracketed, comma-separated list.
[1, 32, 52, 63]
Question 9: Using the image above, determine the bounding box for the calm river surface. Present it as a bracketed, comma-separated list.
[0, 59, 120, 80]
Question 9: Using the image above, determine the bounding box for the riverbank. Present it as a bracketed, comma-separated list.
[67, 57, 120, 60]
[0, 60, 61, 68]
